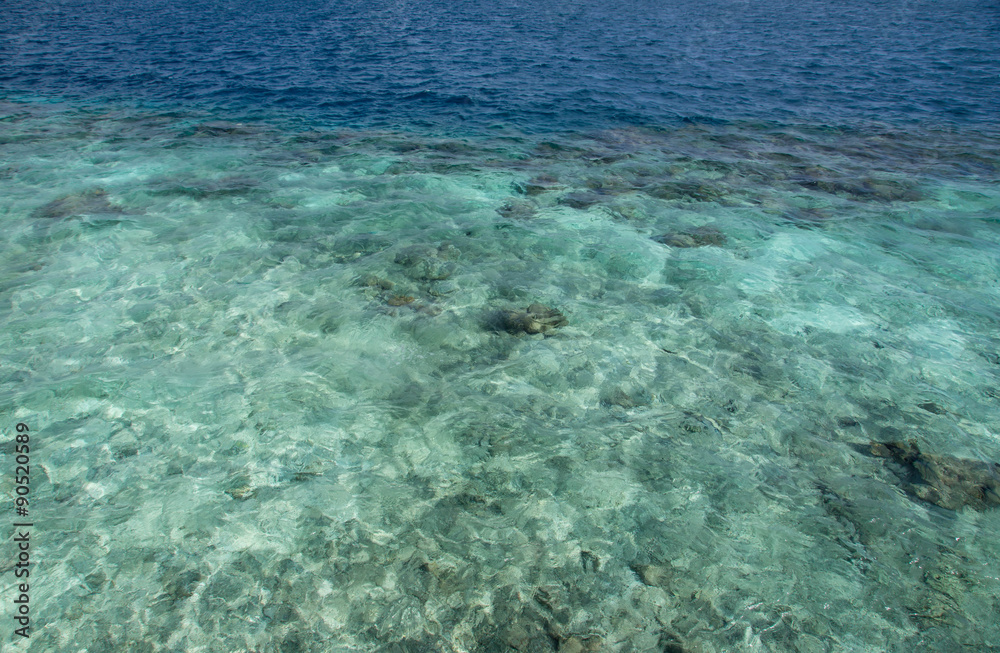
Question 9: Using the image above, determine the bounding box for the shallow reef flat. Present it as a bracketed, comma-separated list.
[1, 103, 1000, 652]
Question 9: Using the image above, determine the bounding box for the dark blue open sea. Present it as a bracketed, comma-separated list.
[2, 1, 1000, 651]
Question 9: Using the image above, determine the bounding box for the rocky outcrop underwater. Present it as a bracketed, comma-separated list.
[857, 440, 1000, 511]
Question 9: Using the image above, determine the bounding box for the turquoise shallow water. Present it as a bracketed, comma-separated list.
[2, 102, 1000, 652]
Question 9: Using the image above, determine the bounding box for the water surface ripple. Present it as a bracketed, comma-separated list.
[2, 0, 999, 130]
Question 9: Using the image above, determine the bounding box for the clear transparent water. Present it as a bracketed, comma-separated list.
[1, 102, 999, 651]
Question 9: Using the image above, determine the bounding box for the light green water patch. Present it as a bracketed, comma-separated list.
[2, 103, 1000, 652]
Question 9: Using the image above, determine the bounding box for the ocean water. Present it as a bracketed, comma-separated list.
[2, 1, 1000, 652]
[3, 0, 999, 129]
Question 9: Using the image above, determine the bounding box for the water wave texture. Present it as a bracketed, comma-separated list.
[2, 0, 999, 130]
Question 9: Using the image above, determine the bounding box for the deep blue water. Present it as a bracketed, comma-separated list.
[2, 0, 999, 130]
